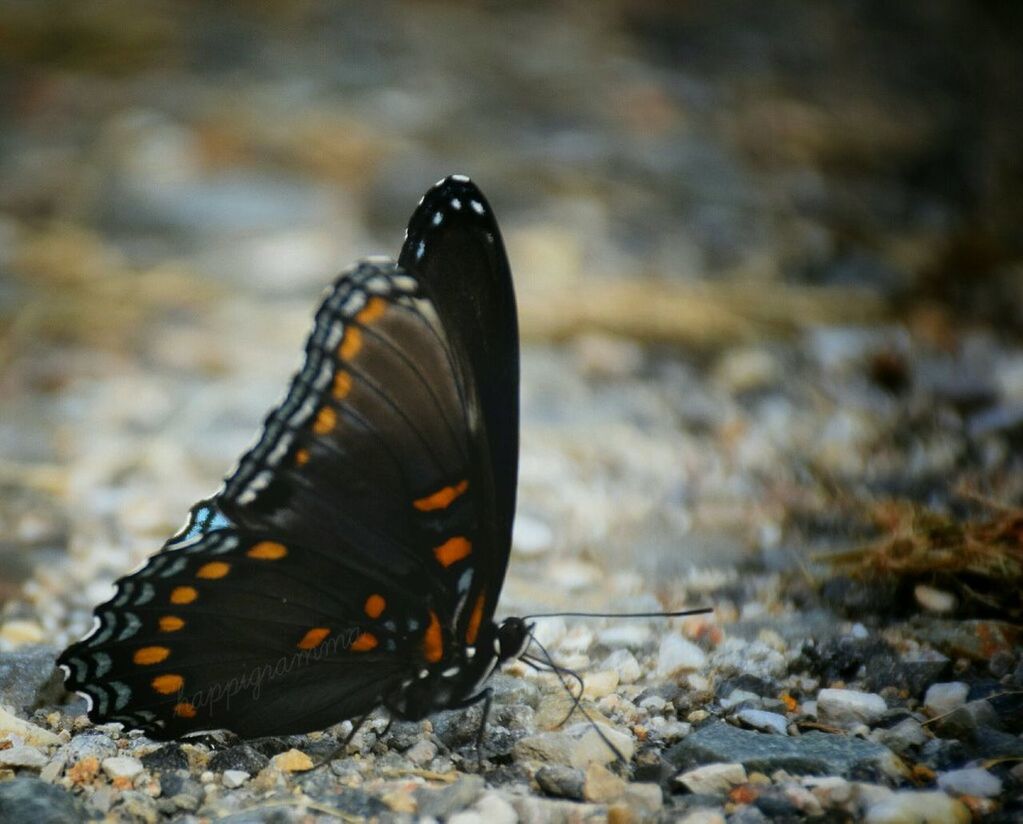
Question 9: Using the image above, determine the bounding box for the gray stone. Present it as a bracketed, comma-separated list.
[415, 775, 485, 819]
[117, 791, 158, 824]
[874, 718, 928, 755]
[667, 721, 899, 778]
[64, 731, 118, 764]
[0, 778, 94, 823]
[535, 764, 585, 799]
[735, 709, 788, 735]
[140, 744, 188, 772]
[405, 738, 437, 765]
[0, 646, 64, 712]
[208, 743, 269, 774]
[934, 700, 1001, 740]
[490, 672, 541, 708]
[936, 767, 1003, 798]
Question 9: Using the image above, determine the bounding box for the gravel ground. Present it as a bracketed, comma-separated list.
[2, 3, 1022, 822]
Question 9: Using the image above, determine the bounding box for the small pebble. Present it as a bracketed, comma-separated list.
[101, 756, 143, 780]
[0, 707, 62, 747]
[221, 770, 249, 788]
[271, 749, 313, 772]
[582, 762, 626, 803]
[914, 584, 957, 613]
[656, 634, 706, 677]
[864, 790, 970, 824]
[817, 688, 887, 727]
[582, 670, 619, 699]
[736, 708, 789, 735]
[472, 792, 518, 824]
[923, 682, 969, 717]
[602, 649, 641, 684]
[936, 767, 1003, 798]
[0, 745, 47, 768]
[405, 738, 438, 765]
[675, 762, 748, 794]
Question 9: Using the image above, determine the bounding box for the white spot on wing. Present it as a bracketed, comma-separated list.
[416, 240, 425, 260]
[432, 211, 443, 226]
[451, 174, 470, 182]
[450, 198, 462, 210]
[470, 200, 484, 215]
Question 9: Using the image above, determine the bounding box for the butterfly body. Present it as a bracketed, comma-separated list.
[58, 176, 522, 742]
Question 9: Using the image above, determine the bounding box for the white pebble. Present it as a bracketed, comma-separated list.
[472, 793, 517, 824]
[102, 755, 144, 780]
[602, 649, 641, 683]
[937, 767, 1003, 798]
[222, 770, 250, 788]
[0, 745, 47, 768]
[923, 682, 969, 717]
[674, 762, 747, 794]
[656, 634, 706, 677]
[736, 709, 789, 735]
[817, 688, 886, 727]
[864, 790, 970, 824]
[914, 584, 957, 613]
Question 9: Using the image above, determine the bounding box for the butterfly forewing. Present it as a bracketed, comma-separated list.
[399, 177, 519, 623]
[59, 176, 519, 740]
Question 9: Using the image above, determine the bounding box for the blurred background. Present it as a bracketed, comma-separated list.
[1, 1, 1022, 639]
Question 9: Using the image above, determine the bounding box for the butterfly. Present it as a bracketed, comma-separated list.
[57, 175, 529, 742]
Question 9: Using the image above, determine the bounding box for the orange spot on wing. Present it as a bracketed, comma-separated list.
[196, 561, 230, 579]
[173, 702, 197, 718]
[297, 627, 330, 650]
[356, 296, 387, 324]
[466, 594, 486, 645]
[423, 610, 443, 663]
[152, 674, 183, 694]
[133, 646, 170, 665]
[339, 327, 362, 360]
[351, 632, 379, 651]
[248, 541, 287, 560]
[295, 447, 310, 466]
[364, 594, 386, 619]
[433, 536, 472, 568]
[170, 586, 197, 605]
[414, 480, 469, 512]
[332, 370, 352, 399]
[312, 405, 337, 435]
[159, 615, 185, 632]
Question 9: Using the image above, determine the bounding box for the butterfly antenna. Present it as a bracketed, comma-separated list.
[526, 634, 628, 766]
[521, 607, 712, 621]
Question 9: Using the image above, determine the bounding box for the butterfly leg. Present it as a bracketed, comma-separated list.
[311, 711, 372, 771]
[436, 687, 493, 771]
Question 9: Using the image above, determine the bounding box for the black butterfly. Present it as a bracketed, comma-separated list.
[58, 175, 529, 742]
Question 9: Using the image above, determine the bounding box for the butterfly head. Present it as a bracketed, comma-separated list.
[496, 616, 532, 663]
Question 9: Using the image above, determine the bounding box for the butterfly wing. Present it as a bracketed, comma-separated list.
[399, 176, 519, 609]
[59, 260, 492, 737]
